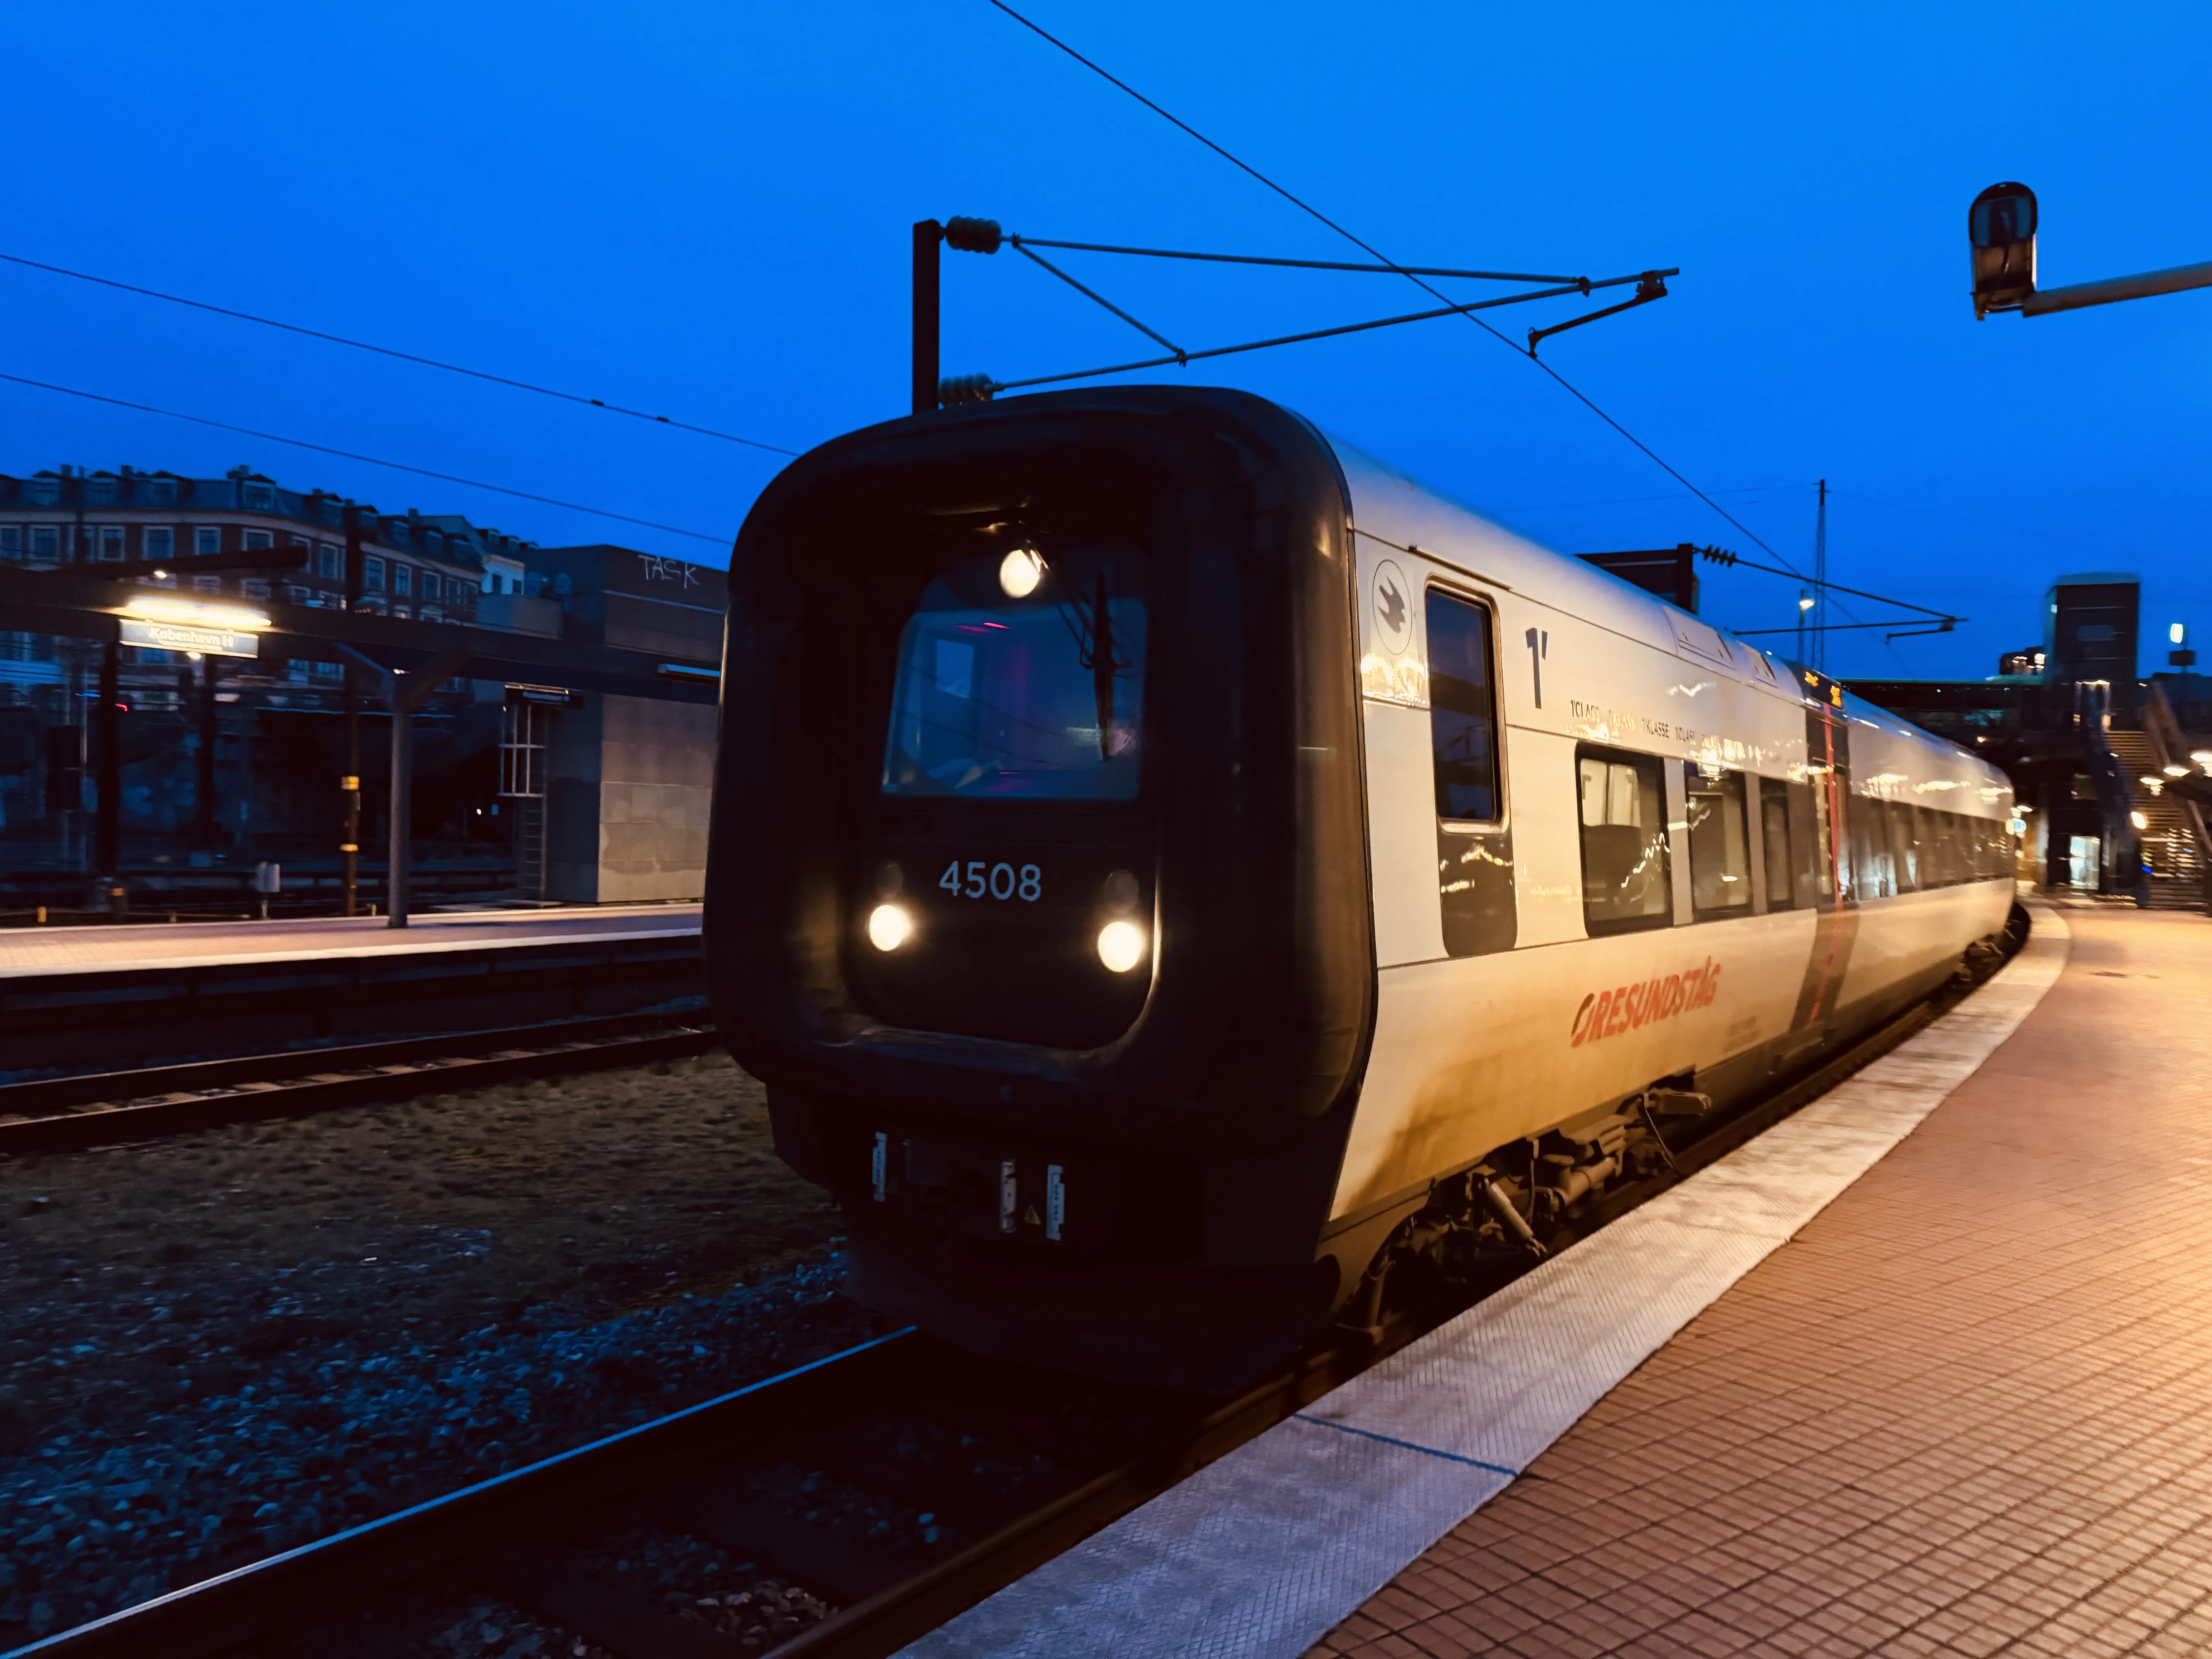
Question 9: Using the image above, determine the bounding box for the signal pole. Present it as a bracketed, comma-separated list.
[1812, 479, 1829, 672]
[340, 503, 363, 915]
[913, 220, 942, 414]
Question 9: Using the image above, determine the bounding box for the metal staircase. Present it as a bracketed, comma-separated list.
[2116, 684, 2212, 912]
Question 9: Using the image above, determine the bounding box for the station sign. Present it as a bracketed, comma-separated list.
[119, 618, 261, 658]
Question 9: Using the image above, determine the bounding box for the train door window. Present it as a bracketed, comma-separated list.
[1759, 778, 1794, 910]
[1933, 809, 1962, 886]
[1427, 590, 1500, 822]
[1577, 745, 1670, 934]
[1686, 766, 1752, 916]
[1811, 776, 1839, 901]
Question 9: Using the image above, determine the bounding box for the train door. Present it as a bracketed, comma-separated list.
[1788, 691, 1858, 1034]
[1353, 540, 1515, 963]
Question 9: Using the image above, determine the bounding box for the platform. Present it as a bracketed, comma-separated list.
[911, 901, 2212, 1657]
[0, 903, 699, 978]
[0, 906, 703, 1075]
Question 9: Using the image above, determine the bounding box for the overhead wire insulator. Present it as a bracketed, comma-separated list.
[938, 373, 999, 406]
[944, 217, 1003, 255]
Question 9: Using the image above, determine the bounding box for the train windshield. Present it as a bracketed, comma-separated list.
[881, 542, 1147, 800]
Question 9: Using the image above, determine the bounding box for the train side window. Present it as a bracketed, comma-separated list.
[1760, 778, 1794, 910]
[1427, 590, 1500, 822]
[1852, 797, 1895, 900]
[1577, 745, 1671, 934]
[1686, 766, 1752, 915]
[1894, 804, 1922, 893]
[1945, 811, 1969, 885]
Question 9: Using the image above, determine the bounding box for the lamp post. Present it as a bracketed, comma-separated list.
[1796, 590, 1815, 664]
[2172, 621, 2196, 728]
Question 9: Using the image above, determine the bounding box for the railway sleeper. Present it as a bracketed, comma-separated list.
[654, 1485, 921, 1607]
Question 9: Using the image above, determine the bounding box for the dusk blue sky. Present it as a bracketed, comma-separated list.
[3, 2, 2206, 681]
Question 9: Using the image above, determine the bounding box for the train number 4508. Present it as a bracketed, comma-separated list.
[940, 860, 1042, 902]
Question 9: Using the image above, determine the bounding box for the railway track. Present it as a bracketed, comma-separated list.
[6, 933, 2023, 1659]
[0, 1012, 720, 1157]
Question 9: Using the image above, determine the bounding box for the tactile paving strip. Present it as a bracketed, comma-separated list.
[904, 909, 2070, 1658]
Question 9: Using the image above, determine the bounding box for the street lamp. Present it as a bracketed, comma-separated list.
[2171, 621, 2196, 724]
[1796, 589, 1815, 663]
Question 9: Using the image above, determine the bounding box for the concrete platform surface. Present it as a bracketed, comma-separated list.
[905, 906, 2094, 1659]
[0, 905, 701, 978]
[1309, 903, 2212, 1659]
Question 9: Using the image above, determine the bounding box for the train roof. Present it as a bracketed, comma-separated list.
[1315, 426, 2004, 792]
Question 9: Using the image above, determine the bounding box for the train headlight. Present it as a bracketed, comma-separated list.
[998, 546, 1044, 599]
[867, 903, 912, 951]
[1096, 919, 1147, 974]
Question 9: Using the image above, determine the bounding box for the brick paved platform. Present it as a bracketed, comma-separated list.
[1310, 904, 2212, 1659]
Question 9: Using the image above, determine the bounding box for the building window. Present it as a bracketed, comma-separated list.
[139, 477, 178, 507]
[363, 557, 385, 591]
[392, 564, 412, 596]
[29, 526, 59, 565]
[420, 605, 444, 623]
[389, 522, 411, 546]
[317, 544, 340, 578]
[419, 572, 440, 602]
[286, 584, 310, 605]
[243, 529, 273, 551]
[87, 476, 118, 505]
[97, 525, 126, 562]
[243, 482, 275, 511]
[194, 574, 223, 593]
[143, 526, 174, 562]
[0, 527, 19, 559]
[393, 604, 411, 620]
[240, 577, 272, 599]
[1577, 745, 1671, 934]
[195, 527, 222, 557]
[26, 477, 58, 506]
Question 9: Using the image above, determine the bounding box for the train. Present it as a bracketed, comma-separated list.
[704, 386, 2016, 1391]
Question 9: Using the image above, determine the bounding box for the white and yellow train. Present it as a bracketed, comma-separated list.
[707, 386, 2015, 1389]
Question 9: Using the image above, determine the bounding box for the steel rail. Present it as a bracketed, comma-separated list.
[0, 1012, 718, 1156]
[5, 917, 2026, 1659]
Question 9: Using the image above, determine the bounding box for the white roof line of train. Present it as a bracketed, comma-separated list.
[1317, 428, 2002, 785]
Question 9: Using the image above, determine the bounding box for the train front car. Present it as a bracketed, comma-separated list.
[706, 388, 1376, 1389]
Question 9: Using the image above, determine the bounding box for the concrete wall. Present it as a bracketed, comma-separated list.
[544, 693, 715, 903]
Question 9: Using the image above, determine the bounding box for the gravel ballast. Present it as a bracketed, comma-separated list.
[0, 1050, 875, 1647]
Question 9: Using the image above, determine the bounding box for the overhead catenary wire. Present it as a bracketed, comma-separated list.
[1010, 242, 1187, 359]
[0, 250, 799, 459]
[981, 0, 1816, 584]
[1697, 544, 1958, 622]
[0, 370, 728, 544]
[1009, 237, 1581, 285]
[986, 271, 1670, 395]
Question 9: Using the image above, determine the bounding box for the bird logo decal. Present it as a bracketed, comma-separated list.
[1377, 576, 1406, 635]
[1371, 558, 1415, 655]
